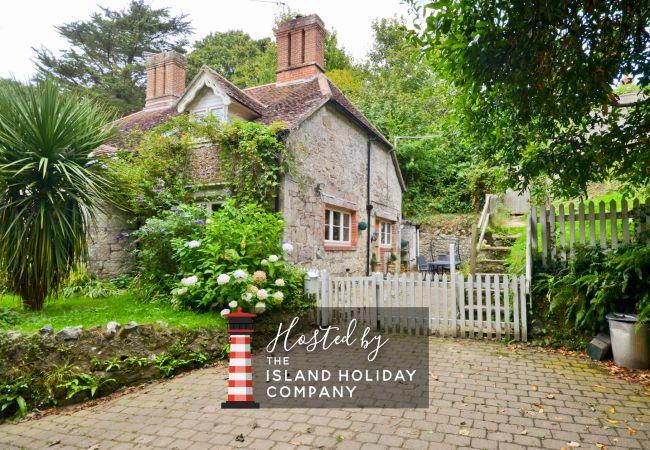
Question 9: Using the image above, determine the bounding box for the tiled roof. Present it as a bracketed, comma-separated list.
[244, 74, 392, 148]
[107, 107, 178, 147]
[107, 70, 404, 190]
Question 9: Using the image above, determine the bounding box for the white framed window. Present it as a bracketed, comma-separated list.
[193, 106, 225, 122]
[379, 221, 392, 246]
[324, 208, 352, 244]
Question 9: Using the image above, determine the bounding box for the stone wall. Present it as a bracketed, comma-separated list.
[418, 215, 476, 267]
[87, 205, 135, 279]
[281, 104, 403, 276]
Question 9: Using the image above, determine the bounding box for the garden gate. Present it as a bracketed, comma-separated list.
[314, 245, 528, 342]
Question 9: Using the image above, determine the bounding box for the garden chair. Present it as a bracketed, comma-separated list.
[416, 255, 432, 274]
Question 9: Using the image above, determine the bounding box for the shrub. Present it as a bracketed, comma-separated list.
[171, 200, 306, 313]
[131, 204, 206, 297]
[541, 245, 650, 336]
[60, 269, 119, 299]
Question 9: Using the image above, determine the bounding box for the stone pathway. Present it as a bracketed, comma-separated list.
[1, 338, 649, 449]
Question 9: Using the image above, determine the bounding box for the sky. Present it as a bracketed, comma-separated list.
[0, 0, 412, 80]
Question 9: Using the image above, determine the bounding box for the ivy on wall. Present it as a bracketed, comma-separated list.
[107, 115, 294, 215]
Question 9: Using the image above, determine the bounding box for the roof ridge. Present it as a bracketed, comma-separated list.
[202, 65, 267, 110]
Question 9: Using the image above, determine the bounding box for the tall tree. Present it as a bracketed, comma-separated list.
[33, 0, 192, 116]
[0, 80, 115, 310]
[187, 31, 276, 87]
[409, 0, 650, 198]
[330, 18, 499, 215]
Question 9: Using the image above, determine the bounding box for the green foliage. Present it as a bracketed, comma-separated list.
[131, 204, 206, 297]
[61, 270, 119, 299]
[187, 31, 276, 86]
[57, 373, 115, 399]
[330, 18, 498, 216]
[0, 379, 29, 421]
[210, 121, 293, 206]
[171, 200, 308, 313]
[0, 79, 116, 310]
[108, 119, 195, 218]
[409, 0, 650, 198]
[91, 357, 121, 372]
[540, 245, 650, 337]
[187, 26, 352, 87]
[33, 0, 192, 115]
[0, 308, 20, 327]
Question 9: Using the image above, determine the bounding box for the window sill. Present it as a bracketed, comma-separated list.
[324, 243, 356, 252]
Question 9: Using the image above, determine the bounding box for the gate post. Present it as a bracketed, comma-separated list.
[319, 270, 329, 326]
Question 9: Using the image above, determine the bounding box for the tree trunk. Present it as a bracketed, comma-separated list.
[22, 295, 45, 311]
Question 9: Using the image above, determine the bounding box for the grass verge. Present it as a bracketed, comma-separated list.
[0, 293, 225, 333]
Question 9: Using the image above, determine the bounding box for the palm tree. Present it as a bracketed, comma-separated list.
[0, 79, 115, 310]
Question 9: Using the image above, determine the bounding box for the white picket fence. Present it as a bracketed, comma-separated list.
[530, 198, 650, 266]
[315, 270, 528, 342]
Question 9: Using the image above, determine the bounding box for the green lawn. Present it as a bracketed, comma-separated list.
[0, 293, 225, 334]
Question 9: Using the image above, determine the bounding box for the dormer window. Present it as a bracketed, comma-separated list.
[194, 106, 225, 122]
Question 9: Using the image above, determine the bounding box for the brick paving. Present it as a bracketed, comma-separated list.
[1, 338, 649, 449]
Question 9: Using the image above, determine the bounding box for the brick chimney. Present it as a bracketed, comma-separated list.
[144, 51, 187, 111]
[276, 14, 325, 84]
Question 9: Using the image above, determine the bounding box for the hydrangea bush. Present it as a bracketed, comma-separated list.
[170, 200, 307, 314]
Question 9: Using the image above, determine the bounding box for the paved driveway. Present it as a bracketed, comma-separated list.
[1, 338, 648, 449]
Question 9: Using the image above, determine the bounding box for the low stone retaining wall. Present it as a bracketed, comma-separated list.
[0, 322, 228, 421]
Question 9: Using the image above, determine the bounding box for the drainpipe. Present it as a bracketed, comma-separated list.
[366, 137, 375, 276]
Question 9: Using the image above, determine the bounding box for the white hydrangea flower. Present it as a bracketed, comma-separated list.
[261, 259, 268, 265]
[228, 300, 238, 309]
[217, 274, 230, 285]
[275, 278, 285, 287]
[187, 240, 201, 248]
[268, 254, 279, 263]
[282, 243, 294, 253]
[176, 287, 187, 296]
[220, 308, 230, 317]
[181, 275, 198, 286]
[274, 291, 284, 302]
[255, 302, 266, 313]
[257, 289, 269, 300]
[233, 269, 247, 280]
[245, 292, 253, 301]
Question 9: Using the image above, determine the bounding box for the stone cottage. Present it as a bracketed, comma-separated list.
[89, 14, 404, 277]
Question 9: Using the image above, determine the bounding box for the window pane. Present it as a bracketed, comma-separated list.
[343, 227, 350, 242]
[333, 211, 340, 226]
[333, 225, 340, 241]
[343, 213, 350, 227]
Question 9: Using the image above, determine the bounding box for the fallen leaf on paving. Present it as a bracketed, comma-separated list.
[530, 384, 538, 391]
[520, 429, 528, 435]
[235, 434, 245, 442]
[429, 372, 438, 381]
[628, 426, 637, 436]
[605, 419, 619, 424]
[567, 441, 580, 447]
[459, 428, 470, 436]
[610, 407, 616, 414]
[596, 443, 607, 449]
[546, 393, 555, 399]
[290, 440, 301, 446]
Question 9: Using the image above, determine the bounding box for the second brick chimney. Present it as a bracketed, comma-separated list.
[144, 51, 187, 111]
[276, 14, 325, 84]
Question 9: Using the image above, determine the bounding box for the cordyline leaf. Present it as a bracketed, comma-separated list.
[0, 78, 116, 309]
